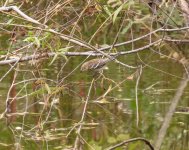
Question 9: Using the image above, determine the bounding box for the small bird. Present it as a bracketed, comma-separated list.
[81, 53, 120, 72]
[81, 58, 109, 72]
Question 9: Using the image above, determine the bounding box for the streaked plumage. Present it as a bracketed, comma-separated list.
[81, 53, 121, 72]
[80, 58, 110, 72]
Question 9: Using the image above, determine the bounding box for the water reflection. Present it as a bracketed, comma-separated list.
[0, 1, 189, 150]
[0, 52, 188, 149]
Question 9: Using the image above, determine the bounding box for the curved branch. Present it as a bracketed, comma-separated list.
[0, 6, 42, 25]
[106, 137, 154, 150]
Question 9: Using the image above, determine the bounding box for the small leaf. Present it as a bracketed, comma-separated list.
[49, 53, 58, 66]
[23, 36, 33, 42]
[103, 6, 112, 17]
[28, 31, 34, 36]
[96, 98, 110, 103]
[108, 0, 122, 8]
[44, 83, 51, 94]
[58, 46, 73, 60]
[7, 18, 14, 24]
[34, 37, 40, 48]
[113, 4, 123, 24]
[61, 54, 68, 61]
[121, 21, 133, 34]
[23, 36, 40, 48]
[49, 47, 72, 65]
[58, 47, 72, 52]
[102, 85, 112, 97]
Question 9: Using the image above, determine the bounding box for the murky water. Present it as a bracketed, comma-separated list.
[0, 1, 189, 150]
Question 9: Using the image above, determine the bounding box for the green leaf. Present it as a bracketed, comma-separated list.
[7, 18, 14, 24]
[30, 87, 48, 97]
[121, 20, 133, 34]
[103, 6, 112, 17]
[58, 47, 70, 53]
[58, 46, 73, 60]
[28, 31, 34, 36]
[123, 0, 134, 9]
[48, 46, 71, 65]
[61, 54, 68, 61]
[108, 0, 122, 8]
[49, 53, 58, 66]
[113, 4, 123, 24]
[23, 36, 33, 42]
[44, 83, 51, 94]
[23, 36, 40, 48]
[34, 37, 40, 48]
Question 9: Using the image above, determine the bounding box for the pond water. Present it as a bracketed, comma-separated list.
[0, 1, 189, 150]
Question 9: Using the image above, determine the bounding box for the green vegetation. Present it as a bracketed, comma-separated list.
[0, 0, 189, 150]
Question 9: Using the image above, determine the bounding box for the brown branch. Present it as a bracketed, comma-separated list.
[0, 52, 100, 65]
[1, 5, 189, 69]
[120, 39, 162, 55]
[73, 79, 95, 150]
[0, 6, 93, 50]
[98, 27, 189, 52]
[0, 53, 54, 65]
[0, 6, 136, 69]
[2, 22, 189, 51]
[0, 39, 161, 66]
[106, 137, 154, 150]
[0, 6, 42, 26]
[2, 6, 189, 68]
[164, 38, 189, 43]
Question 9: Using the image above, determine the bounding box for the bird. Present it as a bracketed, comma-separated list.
[80, 53, 120, 72]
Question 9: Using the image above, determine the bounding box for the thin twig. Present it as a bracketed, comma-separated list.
[0, 39, 160, 65]
[106, 137, 154, 150]
[0, 6, 43, 25]
[0, 6, 137, 68]
[0, 59, 20, 82]
[135, 65, 143, 127]
[74, 78, 94, 150]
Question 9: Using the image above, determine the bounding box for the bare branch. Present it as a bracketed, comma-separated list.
[106, 137, 154, 150]
[0, 38, 161, 66]
[74, 78, 95, 150]
[0, 6, 43, 26]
